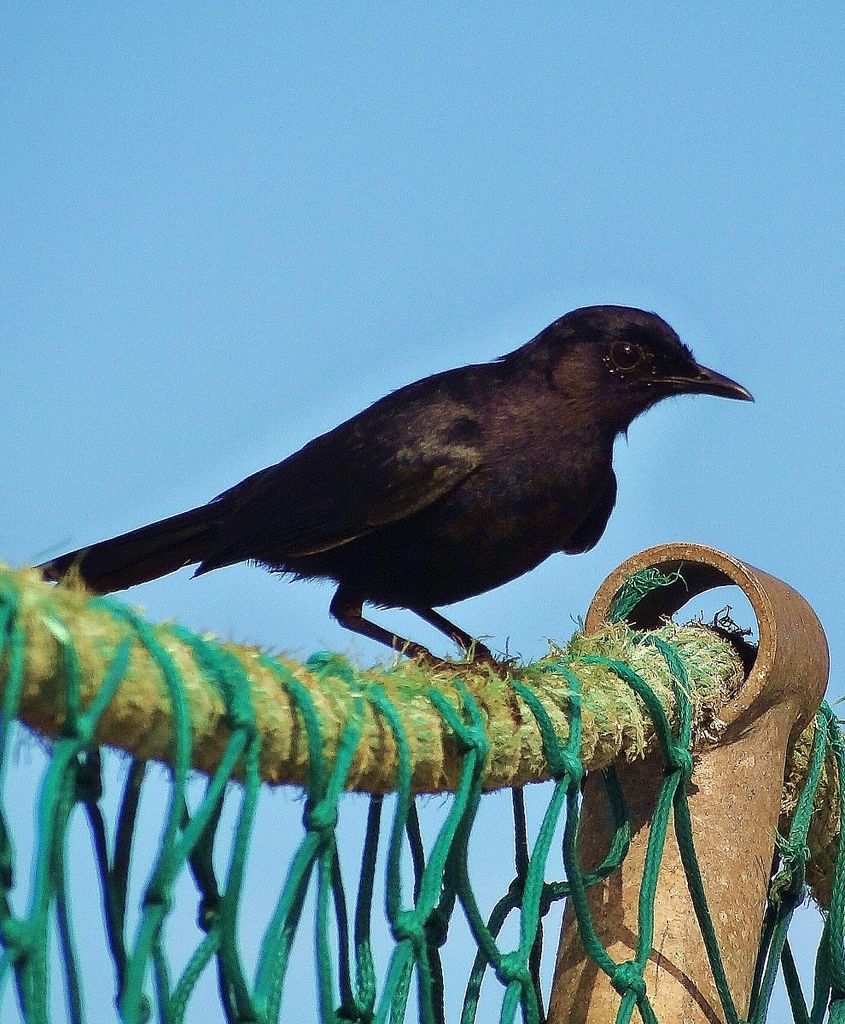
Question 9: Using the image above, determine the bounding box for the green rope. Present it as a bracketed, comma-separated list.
[608, 566, 686, 623]
[809, 706, 845, 1023]
[0, 566, 841, 1022]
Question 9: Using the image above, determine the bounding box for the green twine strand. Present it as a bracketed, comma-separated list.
[608, 566, 686, 624]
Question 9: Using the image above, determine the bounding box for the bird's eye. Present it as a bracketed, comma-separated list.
[607, 341, 644, 372]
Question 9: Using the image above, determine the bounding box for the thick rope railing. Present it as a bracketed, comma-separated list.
[3, 567, 745, 794]
[0, 564, 841, 1023]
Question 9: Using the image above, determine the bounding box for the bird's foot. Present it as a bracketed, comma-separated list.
[463, 645, 512, 675]
[438, 647, 519, 680]
[403, 642, 511, 676]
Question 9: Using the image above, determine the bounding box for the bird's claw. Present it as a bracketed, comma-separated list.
[405, 644, 515, 679]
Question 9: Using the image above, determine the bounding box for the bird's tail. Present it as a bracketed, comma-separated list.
[38, 504, 221, 594]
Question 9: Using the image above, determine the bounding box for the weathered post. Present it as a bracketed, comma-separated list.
[548, 543, 829, 1023]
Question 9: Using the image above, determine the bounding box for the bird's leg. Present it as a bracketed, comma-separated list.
[412, 607, 517, 722]
[330, 586, 434, 662]
[410, 606, 497, 665]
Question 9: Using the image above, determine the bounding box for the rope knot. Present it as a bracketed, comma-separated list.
[610, 961, 646, 999]
[506, 877, 525, 903]
[198, 897, 220, 933]
[335, 1006, 370, 1024]
[667, 746, 694, 783]
[61, 716, 93, 746]
[495, 952, 532, 987]
[770, 836, 810, 903]
[779, 838, 810, 870]
[74, 758, 103, 804]
[226, 706, 258, 739]
[391, 910, 425, 948]
[303, 799, 338, 838]
[557, 749, 584, 786]
[143, 887, 172, 915]
[0, 917, 32, 957]
[306, 651, 358, 686]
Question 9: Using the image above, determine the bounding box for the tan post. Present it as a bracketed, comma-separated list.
[548, 543, 830, 1024]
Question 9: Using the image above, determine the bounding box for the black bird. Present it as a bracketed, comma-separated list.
[38, 305, 752, 664]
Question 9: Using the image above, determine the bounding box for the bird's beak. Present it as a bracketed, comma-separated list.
[657, 363, 754, 402]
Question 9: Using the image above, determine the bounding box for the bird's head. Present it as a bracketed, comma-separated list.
[521, 305, 753, 434]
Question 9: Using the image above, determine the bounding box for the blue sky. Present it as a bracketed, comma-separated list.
[2, 4, 843, 1021]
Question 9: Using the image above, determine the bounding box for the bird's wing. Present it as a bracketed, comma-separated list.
[199, 411, 482, 570]
[562, 471, 618, 554]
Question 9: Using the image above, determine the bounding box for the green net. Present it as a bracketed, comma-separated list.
[0, 565, 842, 1023]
